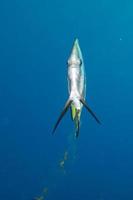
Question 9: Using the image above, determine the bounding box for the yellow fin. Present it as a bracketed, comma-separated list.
[71, 105, 76, 120]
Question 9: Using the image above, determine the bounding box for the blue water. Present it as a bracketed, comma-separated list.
[0, 0, 133, 199]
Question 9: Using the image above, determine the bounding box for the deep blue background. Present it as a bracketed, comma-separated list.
[0, 0, 133, 199]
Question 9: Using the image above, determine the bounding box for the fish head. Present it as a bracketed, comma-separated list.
[68, 38, 83, 67]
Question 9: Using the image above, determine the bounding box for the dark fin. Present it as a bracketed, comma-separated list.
[80, 98, 101, 124]
[70, 106, 74, 121]
[52, 99, 72, 134]
[75, 110, 80, 138]
[75, 120, 80, 138]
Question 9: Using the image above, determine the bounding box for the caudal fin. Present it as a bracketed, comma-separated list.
[74, 109, 81, 138]
[52, 99, 72, 134]
[80, 98, 101, 124]
[75, 119, 80, 138]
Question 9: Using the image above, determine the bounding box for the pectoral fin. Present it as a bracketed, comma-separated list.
[80, 98, 101, 124]
[52, 99, 72, 134]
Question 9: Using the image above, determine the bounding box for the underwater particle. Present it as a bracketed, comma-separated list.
[59, 153, 67, 175]
[33, 187, 48, 200]
[59, 161, 66, 175]
[59, 151, 68, 168]
[59, 160, 65, 168]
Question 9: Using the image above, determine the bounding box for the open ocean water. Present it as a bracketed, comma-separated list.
[0, 0, 133, 199]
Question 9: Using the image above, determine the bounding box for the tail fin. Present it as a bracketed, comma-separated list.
[80, 98, 101, 124]
[75, 109, 80, 138]
[75, 119, 80, 138]
[52, 99, 72, 134]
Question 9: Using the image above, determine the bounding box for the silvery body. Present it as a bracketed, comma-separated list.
[52, 39, 100, 137]
[68, 39, 86, 111]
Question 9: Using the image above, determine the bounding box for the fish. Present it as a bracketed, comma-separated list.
[52, 38, 100, 137]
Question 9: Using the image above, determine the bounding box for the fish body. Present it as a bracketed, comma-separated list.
[67, 39, 85, 136]
[52, 39, 100, 137]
